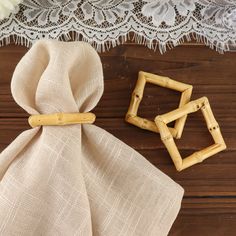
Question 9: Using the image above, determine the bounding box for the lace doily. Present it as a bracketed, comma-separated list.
[0, 0, 236, 53]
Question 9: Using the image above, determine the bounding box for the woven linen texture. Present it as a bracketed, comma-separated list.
[0, 40, 183, 236]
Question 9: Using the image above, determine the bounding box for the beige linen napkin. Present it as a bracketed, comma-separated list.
[0, 40, 183, 236]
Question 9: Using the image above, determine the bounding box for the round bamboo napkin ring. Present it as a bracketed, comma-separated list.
[28, 112, 96, 128]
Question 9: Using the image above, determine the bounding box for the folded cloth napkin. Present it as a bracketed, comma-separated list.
[0, 40, 184, 236]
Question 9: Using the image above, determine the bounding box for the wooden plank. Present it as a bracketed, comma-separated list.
[170, 208, 236, 236]
[0, 44, 236, 118]
[1, 43, 236, 235]
[172, 198, 236, 235]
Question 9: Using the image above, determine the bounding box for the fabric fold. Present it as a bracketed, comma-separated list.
[0, 40, 183, 236]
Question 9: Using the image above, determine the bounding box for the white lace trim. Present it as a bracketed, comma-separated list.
[0, 0, 236, 53]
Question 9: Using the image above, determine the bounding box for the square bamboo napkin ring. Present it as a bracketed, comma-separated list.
[155, 97, 226, 171]
[126, 71, 193, 138]
[28, 112, 96, 128]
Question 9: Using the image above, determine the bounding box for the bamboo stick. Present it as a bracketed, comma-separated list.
[126, 71, 192, 138]
[174, 86, 193, 139]
[181, 143, 226, 171]
[134, 72, 146, 99]
[200, 99, 226, 146]
[126, 115, 178, 137]
[142, 71, 191, 92]
[155, 97, 227, 171]
[28, 112, 96, 128]
[156, 118, 182, 170]
[126, 115, 159, 132]
[126, 72, 146, 117]
[126, 94, 140, 117]
[157, 97, 206, 124]
[211, 128, 226, 147]
[201, 97, 218, 128]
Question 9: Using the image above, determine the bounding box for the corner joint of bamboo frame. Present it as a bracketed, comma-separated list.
[176, 166, 183, 172]
[138, 71, 145, 78]
[186, 85, 193, 94]
[125, 113, 134, 121]
[175, 160, 183, 172]
[154, 115, 163, 124]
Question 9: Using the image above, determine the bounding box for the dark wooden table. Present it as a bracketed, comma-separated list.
[0, 43, 236, 235]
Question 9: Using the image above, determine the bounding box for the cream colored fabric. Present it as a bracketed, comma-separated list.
[0, 40, 184, 236]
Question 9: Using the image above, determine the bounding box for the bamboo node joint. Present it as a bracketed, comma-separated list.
[28, 112, 96, 128]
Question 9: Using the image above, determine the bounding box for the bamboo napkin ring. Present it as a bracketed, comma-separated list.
[126, 71, 193, 138]
[155, 97, 226, 171]
[28, 112, 96, 128]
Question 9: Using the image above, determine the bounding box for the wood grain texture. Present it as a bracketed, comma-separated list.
[0, 43, 236, 235]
